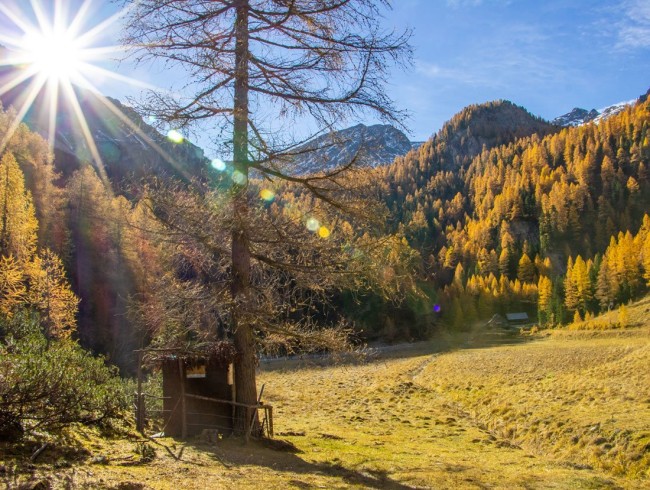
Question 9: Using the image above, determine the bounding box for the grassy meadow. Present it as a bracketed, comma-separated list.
[2, 299, 650, 489]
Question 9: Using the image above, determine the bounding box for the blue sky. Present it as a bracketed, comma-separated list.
[381, 0, 650, 140]
[2, 0, 649, 146]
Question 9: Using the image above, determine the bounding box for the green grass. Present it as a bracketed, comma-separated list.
[2, 299, 650, 489]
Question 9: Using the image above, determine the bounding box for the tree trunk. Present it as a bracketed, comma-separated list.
[231, 0, 258, 435]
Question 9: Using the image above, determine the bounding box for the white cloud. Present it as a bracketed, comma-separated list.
[616, 0, 650, 49]
[415, 60, 500, 87]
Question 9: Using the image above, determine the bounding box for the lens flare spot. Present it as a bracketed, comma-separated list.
[318, 226, 331, 238]
[260, 188, 275, 201]
[306, 217, 320, 232]
[433, 304, 441, 313]
[211, 158, 226, 171]
[167, 130, 184, 143]
[232, 170, 247, 185]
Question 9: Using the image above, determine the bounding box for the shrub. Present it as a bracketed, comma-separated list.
[0, 310, 127, 440]
[121, 371, 164, 428]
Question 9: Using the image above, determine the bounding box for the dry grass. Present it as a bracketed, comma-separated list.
[2, 299, 650, 489]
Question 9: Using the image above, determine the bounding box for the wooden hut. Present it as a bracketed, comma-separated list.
[137, 341, 274, 440]
[142, 342, 237, 437]
[162, 358, 234, 437]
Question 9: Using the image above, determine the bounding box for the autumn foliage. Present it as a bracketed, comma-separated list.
[379, 98, 650, 327]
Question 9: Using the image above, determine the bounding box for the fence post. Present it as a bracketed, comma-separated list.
[178, 358, 187, 439]
[136, 351, 144, 433]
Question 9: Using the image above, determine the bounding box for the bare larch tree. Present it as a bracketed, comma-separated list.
[121, 0, 412, 431]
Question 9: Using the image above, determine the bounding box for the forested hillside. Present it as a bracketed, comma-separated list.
[0, 106, 418, 369]
[380, 97, 650, 329]
[0, 109, 142, 367]
[2, 94, 649, 367]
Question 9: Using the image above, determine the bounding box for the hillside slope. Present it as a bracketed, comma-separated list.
[379, 100, 557, 246]
[370, 95, 650, 333]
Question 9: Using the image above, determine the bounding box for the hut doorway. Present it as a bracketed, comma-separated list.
[162, 358, 235, 437]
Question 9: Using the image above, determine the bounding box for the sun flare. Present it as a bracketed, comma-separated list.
[22, 27, 84, 83]
[0, 1, 170, 183]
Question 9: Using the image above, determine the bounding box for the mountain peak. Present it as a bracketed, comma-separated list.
[292, 123, 413, 175]
[553, 95, 641, 127]
[552, 108, 599, 127]
[427, 99, 556, 171]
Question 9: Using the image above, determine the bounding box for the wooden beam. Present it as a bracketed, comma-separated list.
[267, 406, 273, 438]
[184, 392, 271, 410]
[178, 358, 187, 439]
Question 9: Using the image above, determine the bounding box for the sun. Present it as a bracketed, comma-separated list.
[0, 1, 174, 185]
[0, 1, 191, 187]
[22, 26, 84, 84]
[0, 1, 103, 88]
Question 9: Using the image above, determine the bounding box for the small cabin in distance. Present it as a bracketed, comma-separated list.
[505, 312, 529, 325]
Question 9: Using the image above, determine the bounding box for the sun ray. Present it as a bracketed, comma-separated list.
[77, 45, 128, 58]
[59, 77, 110, 185]
[52, 0, 66, 29]
[92, 94, 195, 182]
[29, 0, 52, 36]
[0, 74, 48, 154]
[74, 7, 130, 47]
[81, 64, 163, 92]
[45, 78, 59, 152]
[0, 68, 39, 98]
[74, 76, 196, 181]
[66, 0, 94, 39]
[0, 4, 35, 36]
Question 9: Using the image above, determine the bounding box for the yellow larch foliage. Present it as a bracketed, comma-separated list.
[0, 255, 26, 316]
[27, 249, 79, 339]
[537, 275, 553, 313]
[0, 152, 38, 262]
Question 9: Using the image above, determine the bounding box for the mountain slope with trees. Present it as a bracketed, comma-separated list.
[379, 100, 557, 251]
[381, 96, 650, 328]
[3, 75, 649, 372]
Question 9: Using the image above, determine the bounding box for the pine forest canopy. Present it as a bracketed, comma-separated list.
[121, 0, 413, 431]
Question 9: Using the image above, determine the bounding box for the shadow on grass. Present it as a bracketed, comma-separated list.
[188, 438, 417, 490]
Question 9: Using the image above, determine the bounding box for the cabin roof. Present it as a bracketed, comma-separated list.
[141, 340, 237, 366]
[505, 312, 529, 321]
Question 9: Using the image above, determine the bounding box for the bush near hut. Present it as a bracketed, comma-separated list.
[0, 310, 127, 440]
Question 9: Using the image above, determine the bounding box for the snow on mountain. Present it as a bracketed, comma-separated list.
[592, 99, 638, 123]
[553, 98, 639, 127]
[291, 124, 413, 175]
[552, 108, 599, 126]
